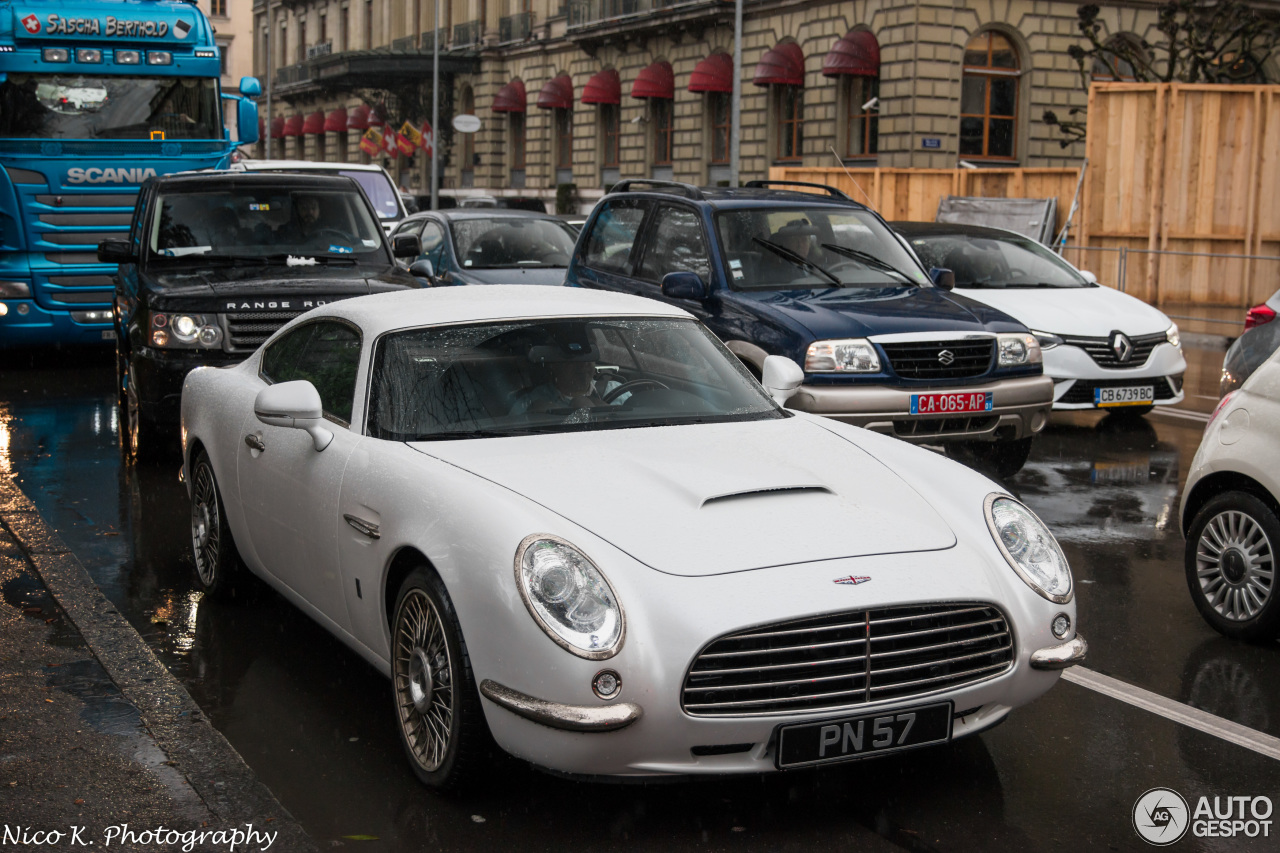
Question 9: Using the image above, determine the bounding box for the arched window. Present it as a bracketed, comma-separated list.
[583, 69, 621, 184]
[960, 31, 1019, 160]
[537, 74, 574, 184]
[824, 30, 881, 159]
[754, 43, 805, 163]
[459, 86, 475, 186]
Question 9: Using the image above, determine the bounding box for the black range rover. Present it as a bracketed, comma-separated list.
[99, 172, 422, 459]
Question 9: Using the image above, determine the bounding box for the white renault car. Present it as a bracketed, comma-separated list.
[894, 223, 1186, 416]
[1180, 322, 1280, 641]
[180, 285, 1085, 788]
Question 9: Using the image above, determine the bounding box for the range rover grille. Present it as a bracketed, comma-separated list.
[682, 603, 1013, 717]
[880, 339, 994, 380]
[223, 311, 304, 354]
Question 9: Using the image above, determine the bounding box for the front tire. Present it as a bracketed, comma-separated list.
[1185, 491, 1280, 641]
[190, 449, 244, 601]
[123, 361, 164, 462]
[392, 568, 488, 790]
[946, 437, 1034, 479]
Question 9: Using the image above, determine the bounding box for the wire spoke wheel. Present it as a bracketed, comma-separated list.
[1196, 509, 1275, 622]
[190, 462, 221, 586]
[394, 588, 455, 773]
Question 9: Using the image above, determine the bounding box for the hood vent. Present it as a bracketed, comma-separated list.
[701, 485, 831, 508]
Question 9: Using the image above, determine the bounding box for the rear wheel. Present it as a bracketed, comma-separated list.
[946, 437, 1034, 479]
[1185, 491, 1280, 642]
[190, 449, 245, 601]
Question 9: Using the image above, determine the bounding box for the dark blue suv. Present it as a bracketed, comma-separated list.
[566, 180, 1053, 476]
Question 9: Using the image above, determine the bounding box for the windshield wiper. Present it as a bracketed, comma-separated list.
[409, 429, 516, 441]
[752, 237, 842, 286]
[820, 244, 914, 282]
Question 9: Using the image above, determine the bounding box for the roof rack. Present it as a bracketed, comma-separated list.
[608, 179, 704, 200]
[743, 180, 853, 201]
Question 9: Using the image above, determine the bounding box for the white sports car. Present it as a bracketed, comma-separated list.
[180, 285, 1086, 788]
[895, 223, 1186, 415]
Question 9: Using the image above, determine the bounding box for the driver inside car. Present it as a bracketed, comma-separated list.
[508, 344, 606, 416]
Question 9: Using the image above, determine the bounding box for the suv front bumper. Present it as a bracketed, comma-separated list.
[788, 374, 1054, 443]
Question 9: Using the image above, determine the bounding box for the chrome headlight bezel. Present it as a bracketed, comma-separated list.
[514, 534, 625, 660]
[983, 493, 1073, 604]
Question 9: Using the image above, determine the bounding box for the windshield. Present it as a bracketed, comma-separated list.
[450, 218, 578, 269]
[367, 317, 785, 440]
[905, 232, 1090, 288]
[147, 187, 386, 261]
[715, 208, 929, 289]
[0, 74, 220, 140]
[340, 170, 402, 221]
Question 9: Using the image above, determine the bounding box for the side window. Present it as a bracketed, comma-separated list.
[638, 205, 711, 284]
[583, 200, 648, 275]
[260, 321, 362, 424]
[420, 221, 446, 270]
[394, 220, 424, 239]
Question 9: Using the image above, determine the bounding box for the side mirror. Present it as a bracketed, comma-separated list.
[238, 76, 262, 97]
[408, 259, 435, 281]
[254, 380, 333, 452]
[1079, 270, 1098, 284]
[393, 233, 422, 258]
[661, 271, 708, 300]
[761, 355, 804, 406]
[929, 267, 956, 291]
[98, 239, 135, 264]
[236, 98, 259, 145]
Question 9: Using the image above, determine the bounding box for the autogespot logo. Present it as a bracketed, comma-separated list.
[1134, 788, 1190, 846]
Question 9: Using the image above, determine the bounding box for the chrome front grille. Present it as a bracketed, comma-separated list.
[682, 603, 1014, 717]
[223, 311, 303, 354]
[1060, 332, 1166, 368]
[880, 339, 994, 380]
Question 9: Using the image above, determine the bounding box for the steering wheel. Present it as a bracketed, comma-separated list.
[603, 379, 669, 404]
[313, 228, 354, 247]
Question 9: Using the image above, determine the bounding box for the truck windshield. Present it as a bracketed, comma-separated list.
[148, 187, 386, 261]
[0, 74, 220, 140]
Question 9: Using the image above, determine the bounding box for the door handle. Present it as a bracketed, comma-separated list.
[244, 434, 265, 452]
[344, 514, 380, 539]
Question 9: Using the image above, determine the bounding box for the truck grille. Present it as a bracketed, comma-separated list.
[880, 339, 994, 380]
[1060, 332, 1166, 368]
[682, 603, 1013, 717]
[223, 312, 304, 354]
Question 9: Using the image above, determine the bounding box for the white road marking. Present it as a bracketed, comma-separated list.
[1063, 666, 1280, 761]
[1151, 407, 1211, 423]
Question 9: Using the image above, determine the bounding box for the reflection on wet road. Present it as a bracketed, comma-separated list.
[2, 348, 1278, 851]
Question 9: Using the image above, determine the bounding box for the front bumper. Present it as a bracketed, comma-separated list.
[1030, 636, 1089, 670]
[133, 348, 243, 424]
[0, 299, 115, 349]
[787, 374, 1054, 443]
[1046, 342, 1188, 410]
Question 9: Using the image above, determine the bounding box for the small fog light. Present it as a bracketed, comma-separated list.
[592, 669, 621, 700]
[16, 303, 29, 315]
[1052, 613, 1071, 639]
[152, 329, 169, 347]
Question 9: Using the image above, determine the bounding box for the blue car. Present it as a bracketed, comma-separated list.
[565, 180, 1054, 476]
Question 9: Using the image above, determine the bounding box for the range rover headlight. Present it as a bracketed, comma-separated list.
[1166, 323, 1181, 348]
[985, 495, 1072, 603]
[804, 338, 880, 372]
[516, 535, 624, 659]
[149, 312, 223, 349]
[997, 333, 1042, 366]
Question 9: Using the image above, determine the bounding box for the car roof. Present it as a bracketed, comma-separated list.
[308, 284, 691, 338]
[149, 172, 360, 190]
[889, 221, 1033, 241]
[233, 159, 389, 173]
[403, 209, 564, 223]
[605, 185, 872, 213]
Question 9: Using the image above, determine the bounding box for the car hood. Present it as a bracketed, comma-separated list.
[954, 285, 1172, 337]
[143, 265, 417, 311]
[411, 416, 956, 576]
[451, 267, 567, 286]
[730, 285, 1023, 339]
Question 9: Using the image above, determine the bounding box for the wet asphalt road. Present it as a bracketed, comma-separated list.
[1, 345, 1278, 852]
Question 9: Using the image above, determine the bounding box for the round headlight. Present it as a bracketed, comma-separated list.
[984, 495, 1073, 603]
[515, 535, 624, 659]
[172, 314, 199, 340]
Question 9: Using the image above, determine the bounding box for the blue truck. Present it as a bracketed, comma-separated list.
[0, 0, 259, 348]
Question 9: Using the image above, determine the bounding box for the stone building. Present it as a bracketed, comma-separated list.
[252, 0, 1183, 206]
[204, 0, 256, 95]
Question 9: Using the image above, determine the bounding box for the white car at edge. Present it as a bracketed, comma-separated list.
[894, 223, 1186, 415]
[180, 285, 1085, 788]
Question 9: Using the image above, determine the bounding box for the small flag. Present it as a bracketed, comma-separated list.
[420, 121, 433, 159]
[359, 127, 382, 156]
[399, 121, 423, 156]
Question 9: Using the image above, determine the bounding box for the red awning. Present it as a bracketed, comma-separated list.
[753, 42, 805, 87]
[367, 108, 386, 127]
[536, 74, 574, 110]
[323, 107, 348, 132]
[270, 116, 285, 139]
[493, 79, 527, 113]
[631, 60, 674, 99]
[346, 105, 371, 130]
[688, 53, 733, 93]
[282, 115, 304, 137]
[302, 110, 326, 135]
[823, 30, 880, 77]
[582, 69, 621, 104]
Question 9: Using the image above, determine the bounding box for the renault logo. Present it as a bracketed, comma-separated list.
[938, 349, 955, 366]
[1111, 332, 1134, 364]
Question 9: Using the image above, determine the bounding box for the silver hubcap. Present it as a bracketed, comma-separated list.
[191, 464, 220, 586]
[1197, 510, 1275, 621]
[393, 589, 454, 772]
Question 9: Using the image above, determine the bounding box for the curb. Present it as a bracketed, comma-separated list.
[0, 474, 319, 853]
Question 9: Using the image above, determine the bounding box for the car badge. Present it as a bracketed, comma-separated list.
[1111, 332, 1134, 363]
[833, 575, 871, 586]
[937, 349, 955, 366]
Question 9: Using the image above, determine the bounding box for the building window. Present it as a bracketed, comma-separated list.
[601, 104, 619, 167]
[296, 18, 306, 64]
[460, 86, 475, 175]
[775, 85, 803, 161]
[652, 98, 673, 165]
[319, 11, 327, 46]
[708, 93, 730, 164]
[960, 31, 1019, 159]
[845, 76, 878, 157]
[218, 43, 229, 76]
[555, 107, 573, 170]
[511, 113, 526, 170]
[316, 132, 326, 163]
[211, 0, 227, 17]
[1092, 33, 1147, 81]
[365, 0, 373, 50]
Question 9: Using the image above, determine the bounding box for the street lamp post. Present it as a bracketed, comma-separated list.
[431, 0, 440, 210]
[730, 0, 742, 187]
[264, 21, 272, 158]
